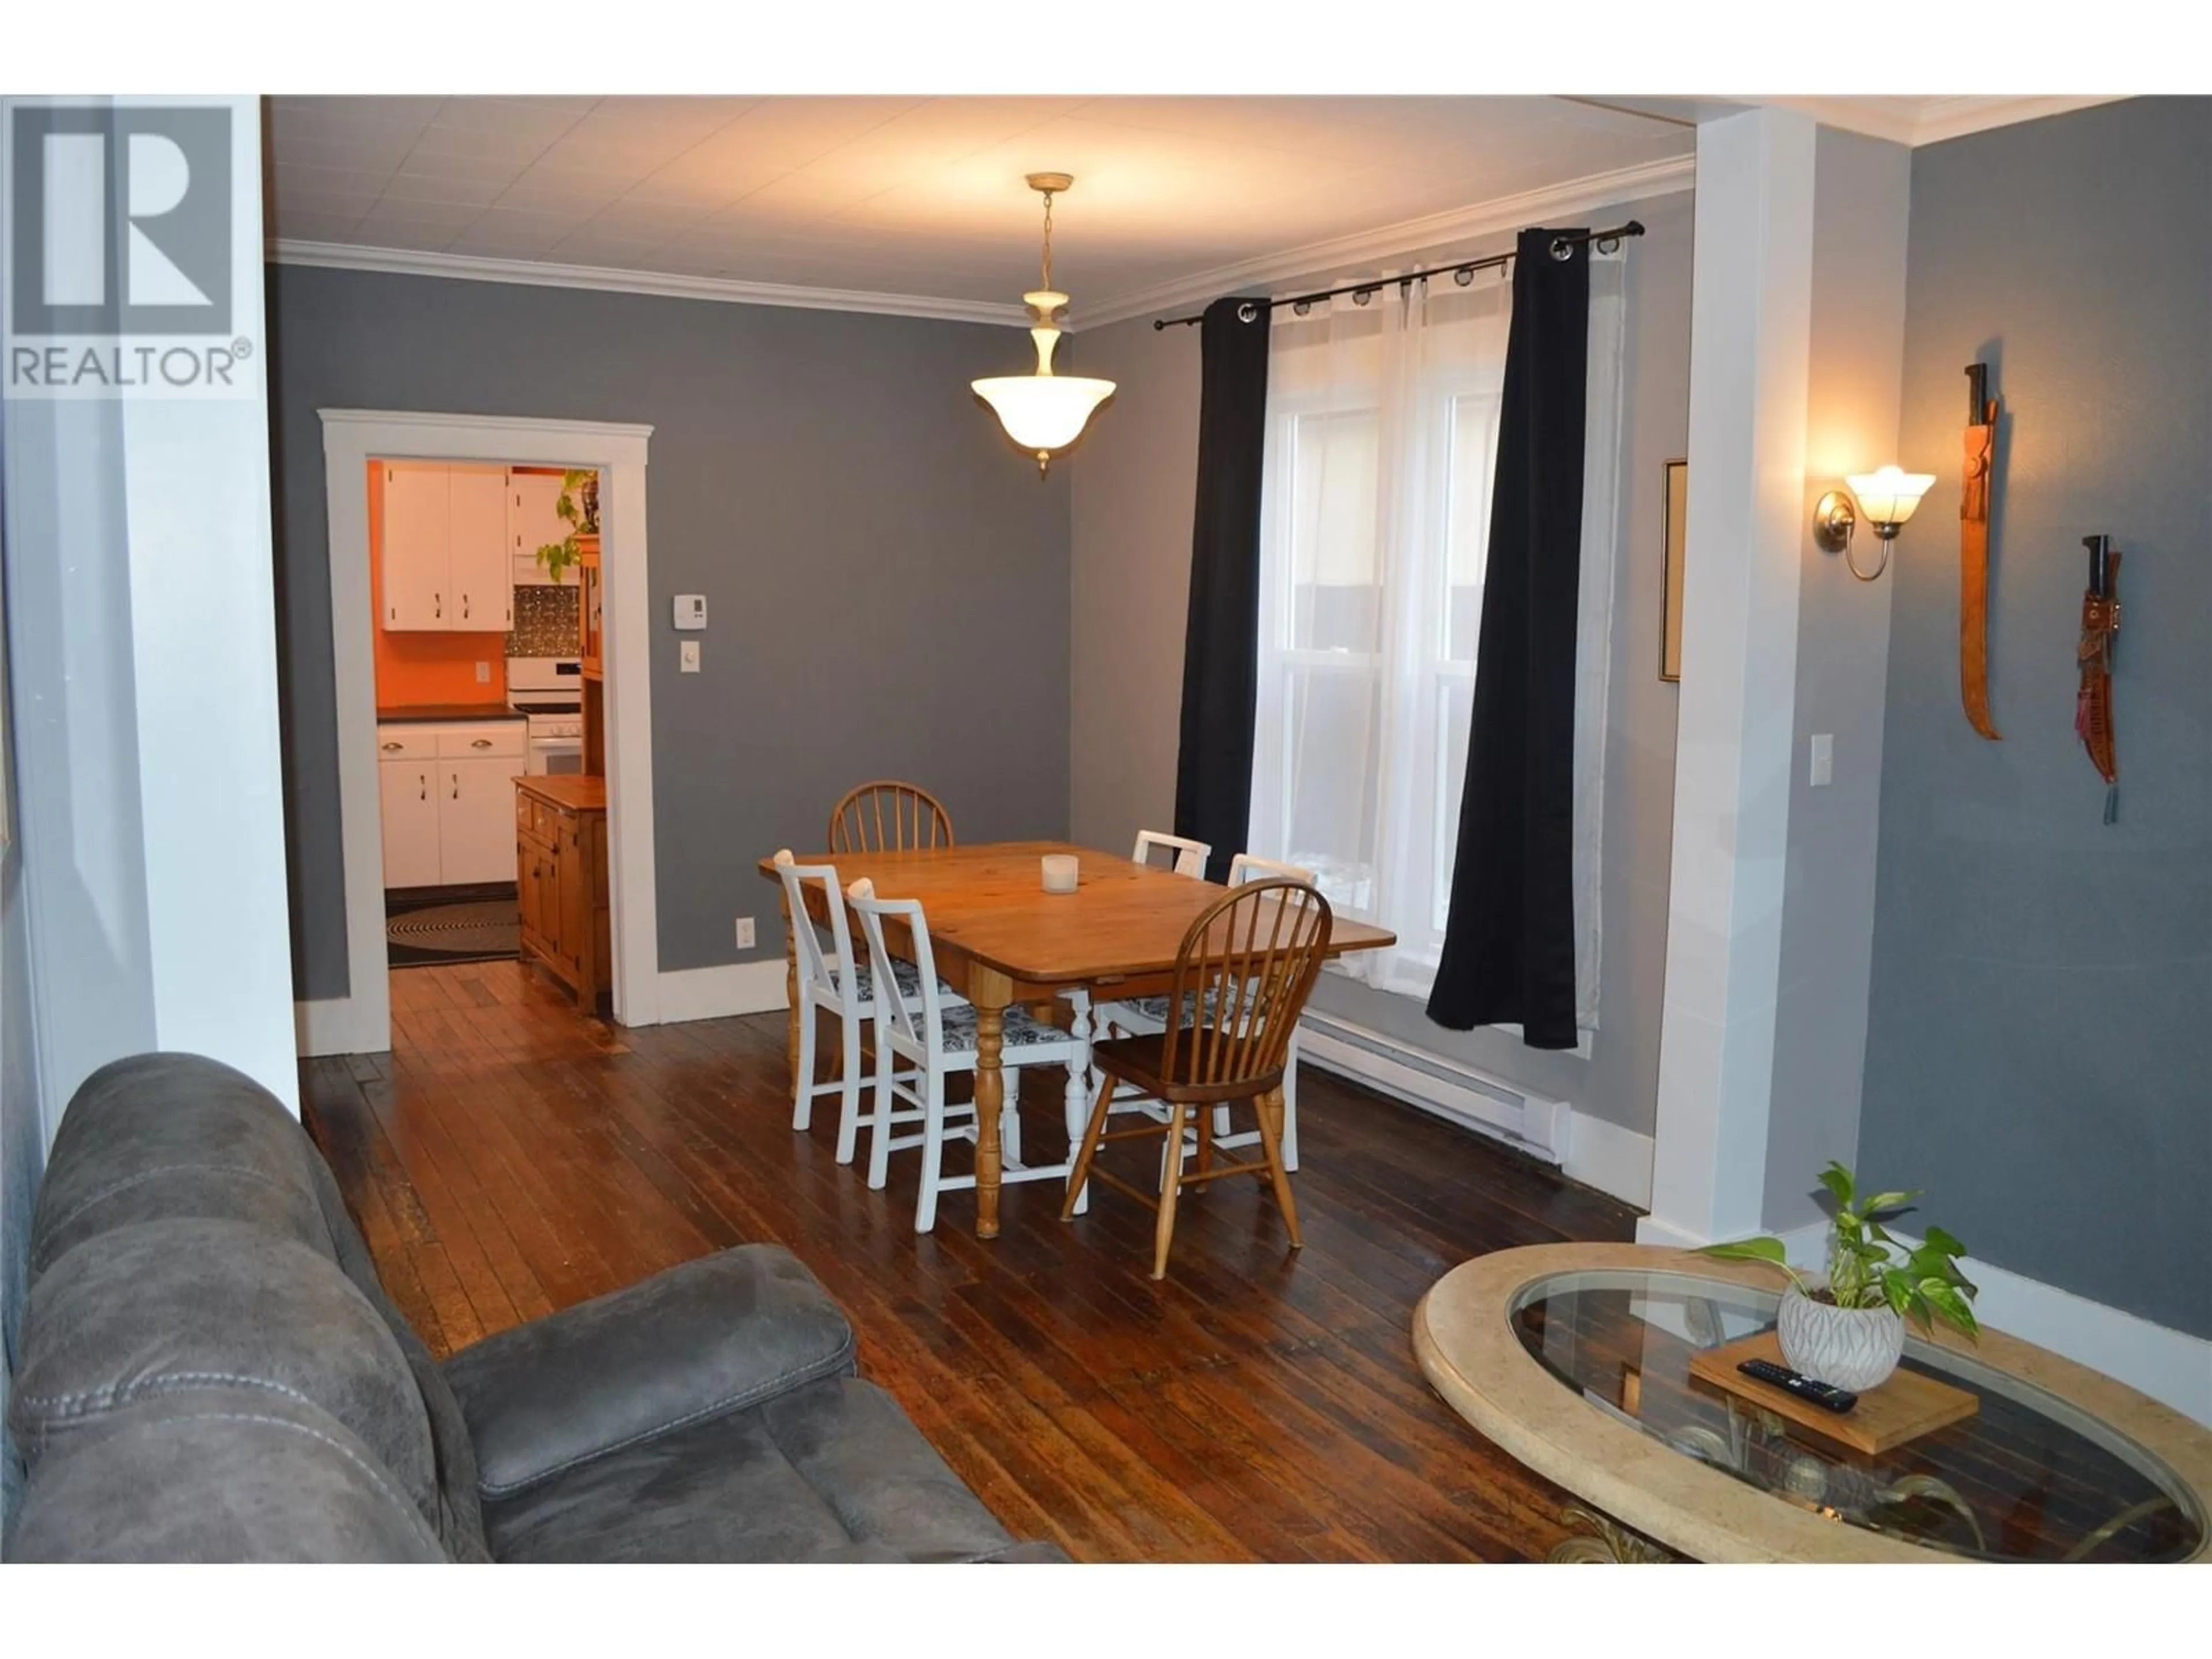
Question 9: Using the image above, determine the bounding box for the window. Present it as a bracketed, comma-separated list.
[1248, 260, 1624, 1020]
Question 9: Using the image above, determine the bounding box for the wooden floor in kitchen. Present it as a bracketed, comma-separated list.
[302, 957, 1638, 1562]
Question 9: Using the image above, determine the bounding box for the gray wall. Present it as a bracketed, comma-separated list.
[1859, 98, 2212, 1337]
[1759, 128, 1912, 1230]
[1068, 188, 1694, 1137]
[268, 267, 1073, 991]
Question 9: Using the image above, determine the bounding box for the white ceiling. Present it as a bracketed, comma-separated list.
[263, 94, 2113, 326]
[263, 95, 1696, 325]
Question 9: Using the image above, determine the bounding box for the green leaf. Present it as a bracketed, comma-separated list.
[1920, 1225, 1968, 1259]
[1879, 1267, 1919, 1317]
[1860, 1190, 1918, 1217]
[1916, 1279, 1979, 1338]
[1817, 1163, 1856, 1210]
[1696, 1236, 1789, 1266]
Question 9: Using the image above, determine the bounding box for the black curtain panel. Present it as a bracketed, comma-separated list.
[1172, 296, 1272, 884]
[1427, 229, 1591, 1050]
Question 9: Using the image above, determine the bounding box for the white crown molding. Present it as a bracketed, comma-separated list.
[1906, 94, 2128, 146]
[1751, 94, 2126, 147]
[267, 239, 1031, 328]
[1074, 153, 1696, 331]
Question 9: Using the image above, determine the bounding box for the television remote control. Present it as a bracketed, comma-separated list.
[1738, 1357, 1858, 1413]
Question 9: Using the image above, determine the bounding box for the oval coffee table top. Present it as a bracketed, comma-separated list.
[1414, 1243, 2212, 1563]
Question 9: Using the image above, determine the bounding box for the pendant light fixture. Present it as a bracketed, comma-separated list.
[972, 172, 1115, 476]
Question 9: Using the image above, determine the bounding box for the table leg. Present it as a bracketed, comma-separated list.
[970, 967, 1013, 1239]
[1061, 991, 1092, 1216]
[783, 894, 800, 1085]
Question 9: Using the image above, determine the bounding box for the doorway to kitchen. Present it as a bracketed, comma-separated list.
[299, 411, 659, 1059]
[370, 458, 588, 977]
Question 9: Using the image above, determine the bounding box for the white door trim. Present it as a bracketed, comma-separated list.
[301, 409, 657, 1055]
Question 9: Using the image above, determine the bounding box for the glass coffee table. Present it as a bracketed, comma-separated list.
[1414, 1244, 2211, 1563]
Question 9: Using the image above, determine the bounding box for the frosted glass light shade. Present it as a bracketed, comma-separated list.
[1846, 466, 1936, 529]
[972, 372, 1118, 452]
[973, 323, 1115, 459]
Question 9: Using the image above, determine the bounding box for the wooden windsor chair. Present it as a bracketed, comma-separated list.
[825, 780, 956, 854]
[1061, 877, 1332, 1279]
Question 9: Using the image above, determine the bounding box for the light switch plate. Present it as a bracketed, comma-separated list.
[673, 594, 707, 630]
[735, 916, 755, 950]
[679, 639, 700, 673]
[475, 661, 490, 683]
[1810, 733, 1834, 787]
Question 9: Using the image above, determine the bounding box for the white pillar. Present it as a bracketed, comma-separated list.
[1639, 110, 1818, 1247]
[3, 96, 296, 1121]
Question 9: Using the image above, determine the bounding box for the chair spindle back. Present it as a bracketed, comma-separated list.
[827, 781, 955, 855]
[1157, 878, 1331, 1093]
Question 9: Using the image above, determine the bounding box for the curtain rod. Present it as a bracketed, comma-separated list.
[1150, 220, 1645, 331]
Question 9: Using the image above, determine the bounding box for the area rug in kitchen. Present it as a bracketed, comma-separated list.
[387, 896, 520, 968]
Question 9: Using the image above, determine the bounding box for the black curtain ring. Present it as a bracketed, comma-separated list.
[1236, 301, 1259, 324]
[1549, 236, 1575, 262]
[1353, 287, 1373, 307]
[1453, 267, 1475, 287]
[1597, 234, 1622, 256]
[1292, 299, 1311, 316]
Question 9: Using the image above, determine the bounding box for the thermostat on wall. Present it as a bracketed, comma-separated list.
[673, 594, 707, 630]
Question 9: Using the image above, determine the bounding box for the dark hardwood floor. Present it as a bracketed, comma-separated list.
[302, 957, 1638, 1562]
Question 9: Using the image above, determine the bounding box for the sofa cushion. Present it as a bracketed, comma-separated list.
[444, 1243, 854, 1499]
[480, 1377, 1018, 1563]
[9, 1217, 441, 1533]
[3, 1388, 448, 1563]
[29, 1054, 333, 1281]
[301, 1145, 490, 1561]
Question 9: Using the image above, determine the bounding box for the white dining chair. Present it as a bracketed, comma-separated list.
[1132, 828, 1211, 877]
[1058, 828, 1213, 1086]
[846, 880, 1095, 1234]
[1094, 853, 1313, 1171]
[772, 850, 967, 1167]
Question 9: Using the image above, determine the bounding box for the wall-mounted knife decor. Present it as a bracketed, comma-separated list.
[2077, 534, 2122, 824]
[1959, 362, 2002, 740]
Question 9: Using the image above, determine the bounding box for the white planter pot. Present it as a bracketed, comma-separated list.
[1777, 1285, 1904, 1392]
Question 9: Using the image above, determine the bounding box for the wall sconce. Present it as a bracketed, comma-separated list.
[1813, 466, 1936, 580]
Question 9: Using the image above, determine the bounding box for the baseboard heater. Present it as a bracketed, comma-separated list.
[1298, 1013, 1569, 1165]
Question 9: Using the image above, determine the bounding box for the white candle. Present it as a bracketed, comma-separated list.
[1041, 853, 1079, 893]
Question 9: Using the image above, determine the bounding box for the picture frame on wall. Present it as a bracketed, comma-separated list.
[1660, 458, 1688, 683]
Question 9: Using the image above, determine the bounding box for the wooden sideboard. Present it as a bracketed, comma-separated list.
[515, 775, 609, 1010]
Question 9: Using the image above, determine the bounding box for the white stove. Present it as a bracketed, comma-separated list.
[507, 656, 584, 774]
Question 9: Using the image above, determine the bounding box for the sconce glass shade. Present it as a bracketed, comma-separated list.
[1846, 466, 1937, 533]
[972, 323, 1115, 468]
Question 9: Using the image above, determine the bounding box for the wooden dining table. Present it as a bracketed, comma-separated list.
[756, 839, 1396, 1238]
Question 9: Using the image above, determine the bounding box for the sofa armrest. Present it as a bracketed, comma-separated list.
[442, 1244, 855, 1498]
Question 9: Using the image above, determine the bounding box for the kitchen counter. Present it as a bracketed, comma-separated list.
[375, 703, 524, 724]
[515, 774, 606, 812]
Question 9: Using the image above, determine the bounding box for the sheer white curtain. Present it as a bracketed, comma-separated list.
[1248, 253, 1625, 1024]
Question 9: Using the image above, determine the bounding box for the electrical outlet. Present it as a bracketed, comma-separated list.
[679, 639, 701, 673]
[735, 916, 756, 951]
[475, 661, 491, 683]
[1810, 733, 1834, 787]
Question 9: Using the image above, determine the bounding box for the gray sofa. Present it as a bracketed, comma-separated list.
[4, 1053, 1064, 1563]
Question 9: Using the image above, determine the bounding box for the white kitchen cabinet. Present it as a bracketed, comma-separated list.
[378, 753, 444, 888]
[448, 464, 513, 629]
[438, 757, 521, 885]
[376, 721, 525, 889]
[379, 460, 515, 631]
[508, 471, 575, 587]
[381, 463, 450, 630]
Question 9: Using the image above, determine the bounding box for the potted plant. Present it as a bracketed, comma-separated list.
[1697, 1162, 1980, 1392]
[535, 469, 599, 582]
